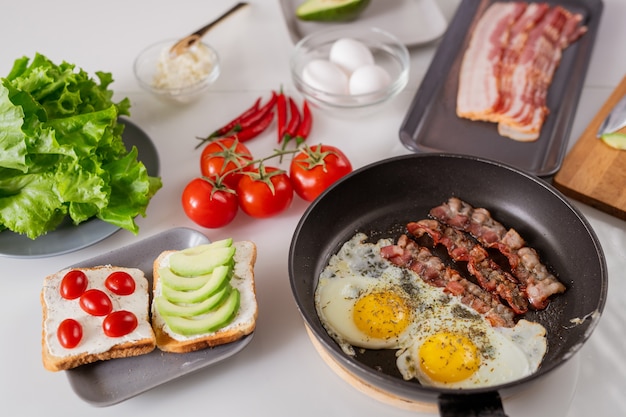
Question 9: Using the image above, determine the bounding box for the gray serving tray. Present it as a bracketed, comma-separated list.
[65, 227, 254, 407]
[399, 0, 603, 177]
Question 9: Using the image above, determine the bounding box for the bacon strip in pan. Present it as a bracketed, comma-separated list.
[381, 235, 516, 328]
[430, 197, 566, 309]
[408, 219, 529, 314]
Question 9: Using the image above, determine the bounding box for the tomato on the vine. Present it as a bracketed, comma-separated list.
[236, 166, 293, 218]
[200, 138, 254, 189]
[289, 144, 352, 202]
[182, 177, 239, 228]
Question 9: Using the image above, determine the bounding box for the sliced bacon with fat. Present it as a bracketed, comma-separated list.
[457, 2, 587, 141]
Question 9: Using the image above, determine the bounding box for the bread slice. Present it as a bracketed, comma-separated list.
[41, 266, 156, 372]
[151, 241, 258, 353]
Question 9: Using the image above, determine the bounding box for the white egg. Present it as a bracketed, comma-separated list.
[349, 64, 392, 96]
[329, 38, 375, 75]
[315, 232, 549, 389]
[302, 59, 349, 95]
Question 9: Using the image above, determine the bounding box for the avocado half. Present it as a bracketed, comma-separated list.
[296, 0, 371, 22]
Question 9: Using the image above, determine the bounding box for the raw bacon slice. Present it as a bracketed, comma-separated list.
[496, 5, 587, 140]
[381, 235, 516, 328]
[456, 2, 527, 122]
[456, 2, 587, 141]
[408, 219, 529, 314]
[430, 197, 566, 309]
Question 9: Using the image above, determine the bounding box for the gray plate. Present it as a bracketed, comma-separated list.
[399, 0, 603, 177]
[65, 227, 254, 407]
[0, 118, 160, 258]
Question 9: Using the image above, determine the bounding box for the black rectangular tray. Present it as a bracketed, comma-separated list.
[399, 0, 603, 177]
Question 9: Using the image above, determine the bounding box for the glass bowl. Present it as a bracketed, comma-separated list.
[290, 27, 410, 117]
[134, 39, 220, 103]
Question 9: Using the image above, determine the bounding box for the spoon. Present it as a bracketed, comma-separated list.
[169, 2, 249, 56]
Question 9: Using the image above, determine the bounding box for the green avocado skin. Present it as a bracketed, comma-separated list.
[296, 0, 371, 22]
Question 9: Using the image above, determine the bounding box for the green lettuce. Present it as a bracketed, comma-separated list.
[0, 53, 162, 239]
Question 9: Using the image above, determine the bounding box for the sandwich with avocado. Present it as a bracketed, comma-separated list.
[151, 238, 258, 353]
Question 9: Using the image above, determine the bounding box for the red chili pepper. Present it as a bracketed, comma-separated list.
[276, 91, 287, 143]
[209, 97, 261, 139]
[234, 91, 277, 133]
[294, 100, 312, 145]
[282, 96, 301, 143]
[229, 110, 275, 143]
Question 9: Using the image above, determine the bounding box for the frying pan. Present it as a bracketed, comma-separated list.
[288, 154, 608, 416]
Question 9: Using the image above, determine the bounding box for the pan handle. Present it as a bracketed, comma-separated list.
[438, 392, 508, 417]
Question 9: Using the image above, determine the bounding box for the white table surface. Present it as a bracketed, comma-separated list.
[1, 1, 624, 416]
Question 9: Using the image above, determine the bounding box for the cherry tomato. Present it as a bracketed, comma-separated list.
[102, 310, 138, 337]
[79, 289, 113, 316]
[105, 271, 136, 296]
[236, 166, 293, 218]
[289, 144, 352, 202]
[200, 138, 254, 189]
[60, 270, 88, 300]
[182, 177, 239, 228]
[57, 318, 83, 349]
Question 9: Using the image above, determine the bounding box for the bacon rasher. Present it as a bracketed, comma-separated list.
[380, 235, 516, 328]
[456, 2, 527, 122]
[430, 197, 566, 309]
[457, 2, 586, 141]
[407, 219, 529, 314]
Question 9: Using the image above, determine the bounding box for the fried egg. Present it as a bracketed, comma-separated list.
[315, 234, 418, 355]
[315, 233, 548, 389]
[396, 316, 547, 389]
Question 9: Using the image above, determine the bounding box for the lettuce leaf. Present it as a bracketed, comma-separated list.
[0, 53, 162, 239]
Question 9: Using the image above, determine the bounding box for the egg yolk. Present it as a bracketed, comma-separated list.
[353, 291, 411, 340]
[419, 332, 480, 383]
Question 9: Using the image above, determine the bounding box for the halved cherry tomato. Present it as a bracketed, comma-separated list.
[182, 177, 239, 228]
[200, 138, 254, 189]
[60, 270, 88, 300]
[105, 271, 136, 296]
[103, 310, 138, 338]
[236, 166, 293, 218]
[289, 144, 352, 202]
[57, 318, 83, 349]
[79, 289, 113, 316]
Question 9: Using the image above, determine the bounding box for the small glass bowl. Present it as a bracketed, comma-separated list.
[290, 27, 410, 117]
[134, 39, 220, 103]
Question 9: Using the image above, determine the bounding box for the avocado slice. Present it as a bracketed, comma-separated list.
[169, 244, 235, 277]
[296, 0, 370, 22]
[163, 289, 241, 335]
[161, 264, 232, 304]
[601, 132, 626, 150]
[159, 267, 212, 291]
[155, 284, 231, 317]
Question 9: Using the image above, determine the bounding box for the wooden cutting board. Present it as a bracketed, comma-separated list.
[554, 75, 626, 221]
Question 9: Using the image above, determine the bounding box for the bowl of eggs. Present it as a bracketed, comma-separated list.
[289, 153, 607, 414]
[134, 39, 221, 103]
[290, 27, 409, 116]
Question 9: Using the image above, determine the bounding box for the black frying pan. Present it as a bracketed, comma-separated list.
[288, 154, 608, 416]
